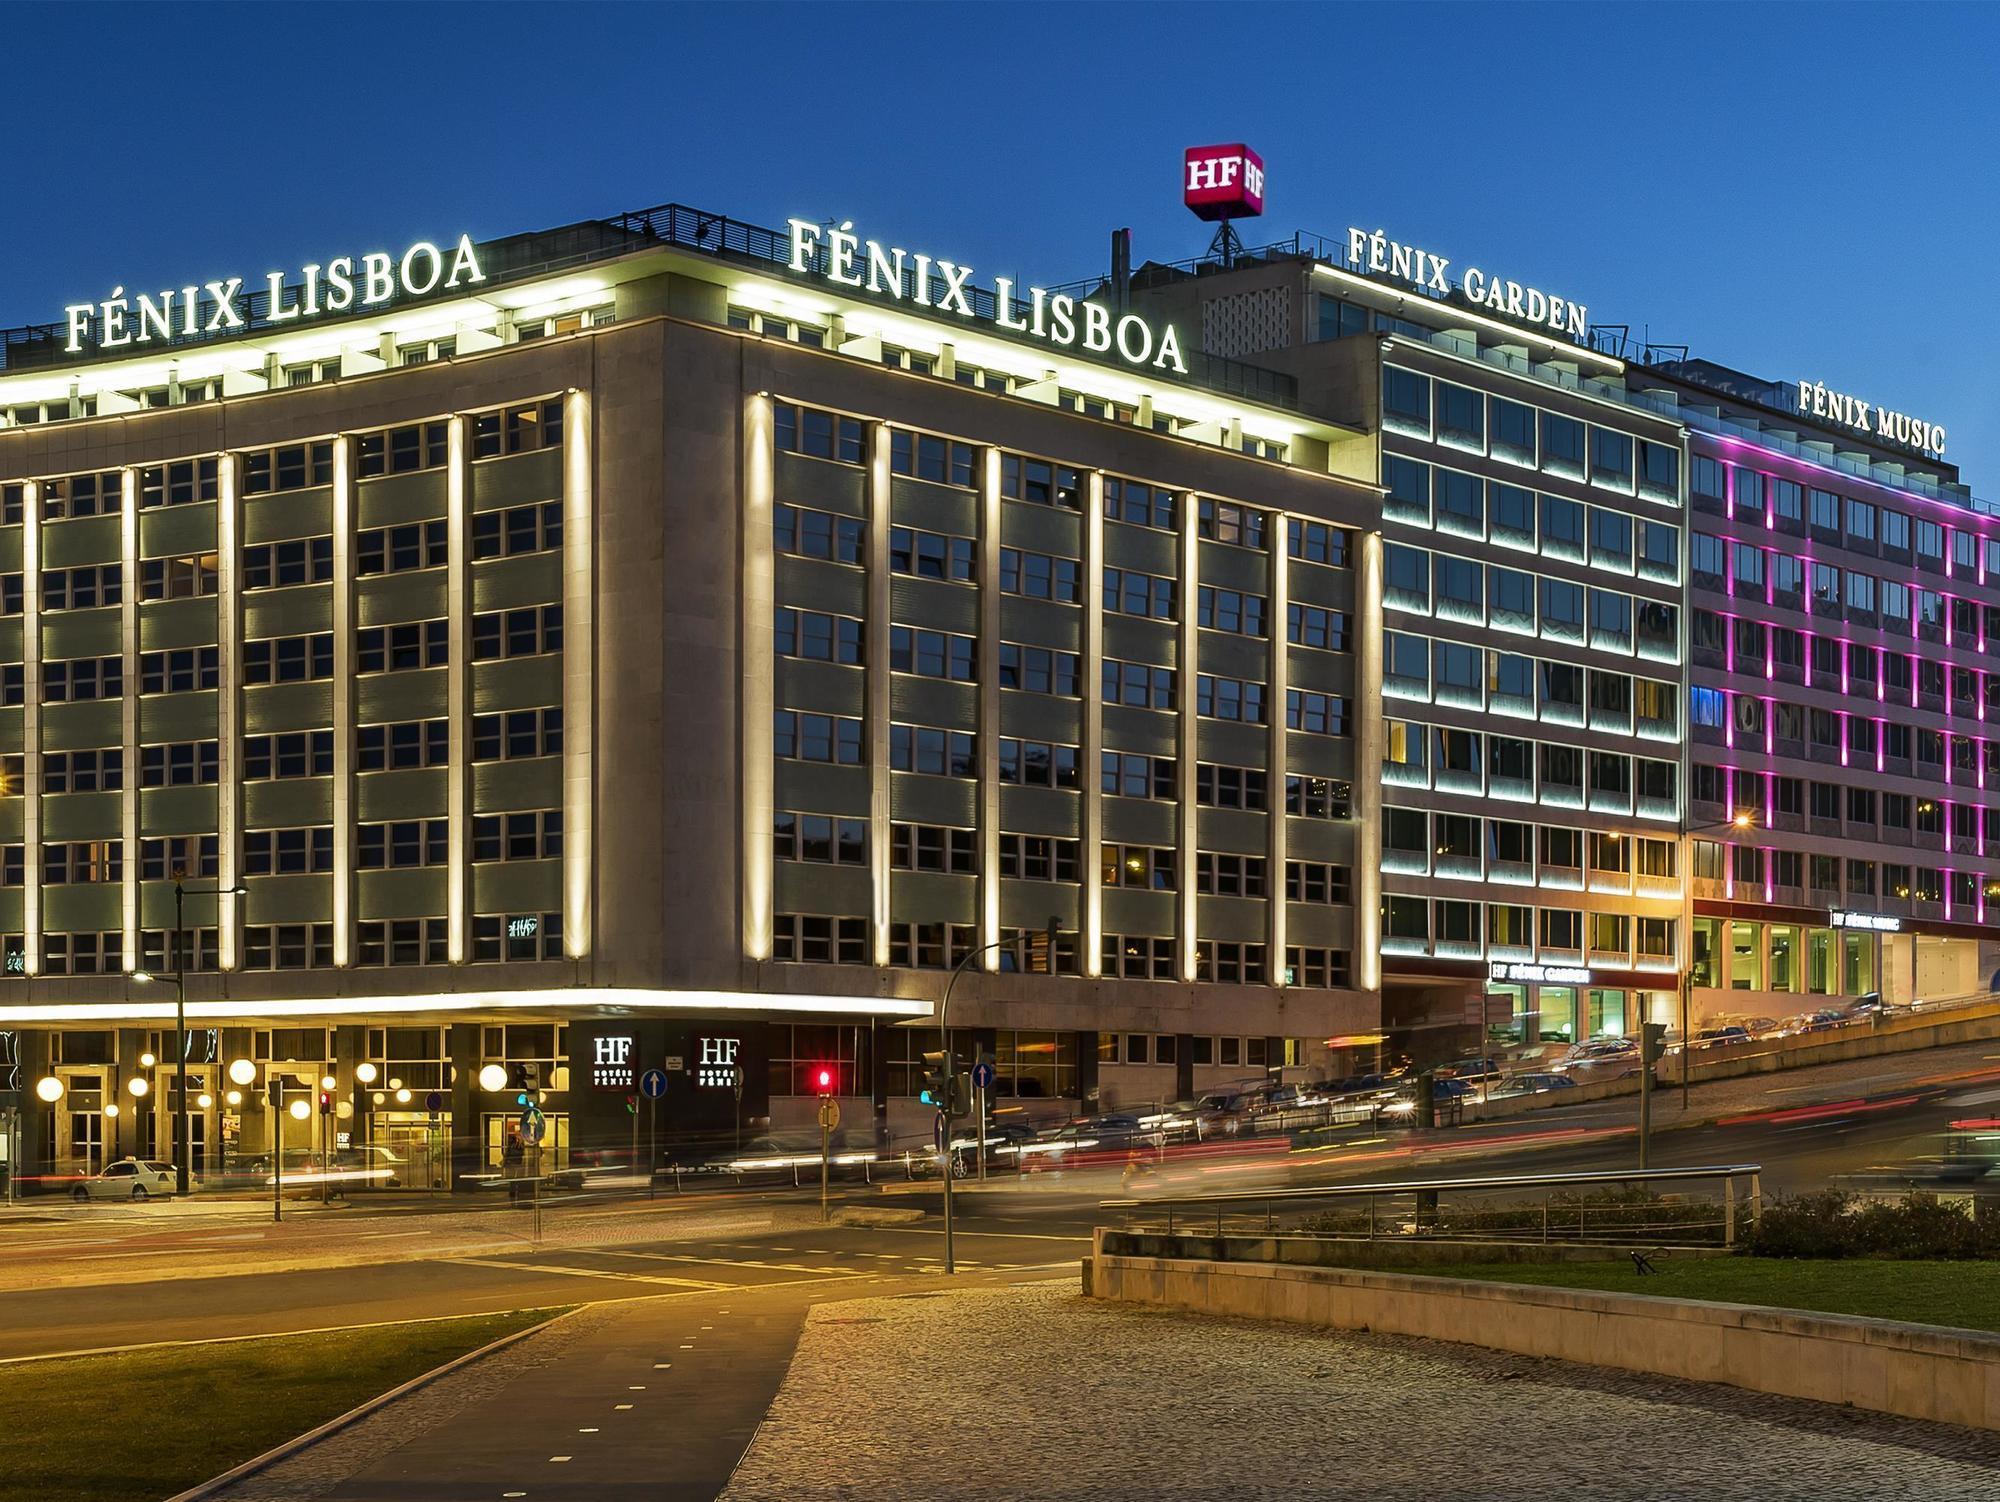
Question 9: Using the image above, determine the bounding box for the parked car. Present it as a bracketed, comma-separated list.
[1018, 1114, 1149, 1172]
[1775, 1008, 1848, 1037]
[1435, 1056, 1502, 1083]
[71, 1158, 183, 1201]
[1550, 1038, 1643, 1080]
[1687, 1025, 1755, 1050]
[1488, 1072, 1578, 1099]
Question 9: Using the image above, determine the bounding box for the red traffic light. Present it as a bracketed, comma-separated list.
[318, 1092, 333, 1114]
[813, 1066, 835, 1095]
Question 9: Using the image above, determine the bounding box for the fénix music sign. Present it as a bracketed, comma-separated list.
[786, 218, 1189, 374]
[62, 234, 488, 355]
[1793, 380, 1946, 458]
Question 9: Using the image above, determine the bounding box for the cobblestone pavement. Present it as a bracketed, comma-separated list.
[722, 1283, 2000, 1502]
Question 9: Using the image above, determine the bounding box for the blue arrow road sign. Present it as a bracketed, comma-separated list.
[639, 1068, 668, 1100]
[519, 1108, 547, 1144]
[971, 1061, 995, 1090]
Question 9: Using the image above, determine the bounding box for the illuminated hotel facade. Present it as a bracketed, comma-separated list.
[0, 205, 1381, 1184]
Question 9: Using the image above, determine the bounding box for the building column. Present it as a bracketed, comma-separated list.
[1176, 504, 1199, 982]
[22, 481, 40, 974]
[1268, 538, 1290, 983]
[331, 438, 355, 966]
[120, 469, 138, 969]
[978, 447, 1002, 968]
[216, 457, 241, 971]
[448, 1020, 481, 1189]
[446, 418, 470, 964]
[1355, 531, 1385, 996]
[867, 426, 893, 967]
[741, 394, 776, 961]
[1082, 474, 1105, 976]
[562, 389, 594, 962]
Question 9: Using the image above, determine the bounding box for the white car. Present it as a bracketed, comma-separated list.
[71, 1157, 183, 1201]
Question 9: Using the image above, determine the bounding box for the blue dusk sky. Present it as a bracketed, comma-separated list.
[3, 1, 1995, 489]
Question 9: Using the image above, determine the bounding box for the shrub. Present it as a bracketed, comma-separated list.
[1747, 1190, 1859, 1259]
[1749, 1192, 2000, 1260]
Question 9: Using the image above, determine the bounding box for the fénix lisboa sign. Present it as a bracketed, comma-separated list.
[786, 218, 1189, 375]
[62, 235, 489, 355]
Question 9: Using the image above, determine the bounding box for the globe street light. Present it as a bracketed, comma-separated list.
[228, 1058, 258, 1087]
[478, 1063, 508, 1093]
[355, 1062, 379, 1086]
[35, 1076, 63, 1104]
[135, 879, 249, 1196]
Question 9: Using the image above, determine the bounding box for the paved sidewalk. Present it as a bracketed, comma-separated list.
[723, 1284, 2000, 1501]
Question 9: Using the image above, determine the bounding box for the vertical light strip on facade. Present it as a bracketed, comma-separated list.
[1176, 500, 1199, 982]
[977, 445, 1002, 968]
[330, 437, 354, 966]
[21, 481, 39, 974]
[215, 456, 240, 969]
[445, 417, 469, 965]
[739, 393, 775, 961]
[1267, 538, 1290, 980]
[1354, 531, 1385, 994]
[119, 468, 139, 967]
[865, 424, 892, 967]
[562, 388, 594, 960]
[1081, 472, 1106, 977]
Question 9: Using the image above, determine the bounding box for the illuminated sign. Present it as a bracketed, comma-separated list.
[1830, 910, 1902, 933]
[1345, 226, 1588, 340]
[786, 219, 1188, 374]
[1184, 144, 1265, 222]
[1488, 961, 1592, 986]
[1793, 381, 1945, 457]
[507, 916, 540, 940]
[591, 1034, 636, 1090]
[696, 1036, 742, 1089]
[62, 235, 488, 355]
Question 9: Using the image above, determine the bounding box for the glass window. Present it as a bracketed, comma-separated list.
[1539, 493, 1584, 560]
[1435, 383, 1484, 449]
[1491, 399, 1536, 465]
[1541, 413, 1585, 478]
[1383, 367, 1431, 433]
[1589, 428, 1633, 490]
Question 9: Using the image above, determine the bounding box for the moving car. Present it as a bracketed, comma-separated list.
[1487, 1072, 1578, 1099]
[1686, 1025, 1755, 1050]
[1550, 1038, 1643, 1080]
[71, 1158, 183, 1201]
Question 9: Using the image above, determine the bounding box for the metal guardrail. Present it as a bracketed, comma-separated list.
[1103, 1163, 1765, 1248]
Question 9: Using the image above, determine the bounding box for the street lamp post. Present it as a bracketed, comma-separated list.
[134, 880, 247, 1196]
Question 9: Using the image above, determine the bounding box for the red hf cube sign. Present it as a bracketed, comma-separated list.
[1183, 144, 1265, 222]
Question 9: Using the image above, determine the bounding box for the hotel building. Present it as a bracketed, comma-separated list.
[0, 204, 1380, 1184]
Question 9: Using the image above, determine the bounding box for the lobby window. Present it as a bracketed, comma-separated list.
[471, 400, 565, 460]
[774, 403, 865, 465]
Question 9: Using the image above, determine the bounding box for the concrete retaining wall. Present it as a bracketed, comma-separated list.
[1089, 1236, 2000, 1431]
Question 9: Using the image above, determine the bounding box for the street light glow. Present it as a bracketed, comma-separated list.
[288, 1099, 311, 1120]
[478, 1063, 508, 1092]
[356, 1062, 379, 1085]
[35, 1076, 63, 1103]
[198, 1093, 213, 1109]
[226, 1090, 242, 1107]
[139, 1051, 157, 1067]
[228, 1058, 258, 1086]
[128, 1077, 150, 1098]
[103, 1102, 119, 1119]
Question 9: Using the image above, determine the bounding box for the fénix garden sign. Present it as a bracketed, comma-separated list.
[786, 217, 1189, 375]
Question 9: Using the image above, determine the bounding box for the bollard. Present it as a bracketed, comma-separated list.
[1724, 1177, 1737, 1247]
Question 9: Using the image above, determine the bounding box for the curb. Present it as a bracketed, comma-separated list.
[160, 1306, 578, 1502]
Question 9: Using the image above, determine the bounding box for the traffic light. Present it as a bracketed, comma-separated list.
[918, 1050, 950, 1109]
[624, 1093, 639, 1116]
[511, 1061, 540, 1107]
[812, 1065, 836, 1097]
[268, 1078, 286, 1108]
[1025, 915, 1062, 974]
[1640, 1021, 1669, 1065]
[318, 1091, 333, 1116]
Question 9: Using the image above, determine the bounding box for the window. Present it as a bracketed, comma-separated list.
[1690, 455, 1724, 505]
[1103, 566, 1177, 619]
[1434, 469, 1483, 536]
[888, 822, 974, 874]
[1196, 674, 1265, 723]
[470, 606, 562, 660]
[1197, 587, 1266, 636]
[1193, 851, 1263, 897]
[777, 609, 865, 666]
[1589, 590, 1633, 652]
[357, 620, 450, 673]
[356, 918, 452, 967]
[996, 835, 1080, 882]
[140, 647, 218, 694]
[472, 502, 564, 560]
[1384, 455, 1430, 524]
[1436, 382, 1484, 448]
[242, 634, 334, 684]
[1286, 861, 1351, 905]
[43, 840, 122, 884]
[1383, 367, 1430, 432]
[897, 527, 978, 583]
[1638, 440, 1679, 499]
[1287, 602, 1348, 650]
[1384, 544, 1429, 612]
[1102, 659, 1175, 709]
[1286, 690, 1347, 735]
[41, 565, 122, 611]
[1103, 477, 1176, 530]
[1198, 499, 1267, 549]
[470, 811, 564, 863]
[1195, 941, 1267, 985]
[1589, 427, 1634, 489]
[1198, 764, 1268, 810]
[1105, 844, 1178, 891]
[890, 627, 976, 681]
[1434, 554, 1482, 619]
[358, 720, 450, 771]
[1489, 567, 1534, 632]
[1000, 738, 1080, 788]
[357, 521, 448, 576]
[775, 504, 864, 565]
[1285, 775, 1350, 818]
[997, 547, 1077, 601]
[1101, 751, 1175, 800]
[1001, 454, 1083, 511]
[889, 723, 974, 776]
[1287, 519, 1347, 567]
[775, 403, 866, 465]
[1541, 412, 1586, 477]
[462, 709, 554, 774]
[1491, 398, 1536, 464]
[357, 821, 449, 870]
[242, 924, 337, 971]
[136, 742, 217, 788]
[998, 643, 1076, 695]
[44, 748, 125, 793]
[238, 540, 326, 591]
[1102, 934, 1178, 980]
[889, 923, 980, 971]
[240, 442, 333, 495]
[1589, 508, 1634, 570]
[140, 835, 218, 881]
[40, 931, 123, 975]
[777, 710, 865, 765]
[139, 458, 221, 509]
[1491, 484, 1535, 548]
[890, 429, 976, 487]
[42, 656, 122, 702]
[242, 827, 334, 875]
[356, 421, 449, 477]
[1539, 493, 1584, 560]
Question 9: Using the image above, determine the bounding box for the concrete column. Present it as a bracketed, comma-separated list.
[1082, 474, 1105, 977]
[446, 418, 470, 964]
[1177, 506, 1199, 982]
[1268, 538, 1290, 984]
[978, 447, 1002, 967]
[22, 481, 39, 973]
[562, 389, 594, 961]
[216, 457, 241, 970]
[867, 426, 892, 966]
[1355, 531, 1385, 996]
[448, 1021, 481, 1189]
[120, 469, 138, 968]
[331, 438, 354, 966]
[741, 394, 776, 961]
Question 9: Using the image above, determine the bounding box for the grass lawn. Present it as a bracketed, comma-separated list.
[0, 1308, 559, 1502]
[1429, 1258, 2000, 1333]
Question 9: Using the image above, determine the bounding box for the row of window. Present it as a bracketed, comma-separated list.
[1384, 634, 1681, 739]
[1387, 543, 1678, 660]
[1692, 689, 2000, 784]
[1383, 810, 1679, 883]
[1694, 531, 2000, 645]
[1380, 896, 1676, 961]
[1383, 366, 1680, 501]
[1385, 720, 1679, 810]
[1385, 455, 1681, 578]
[1694, 841, 2000, 912]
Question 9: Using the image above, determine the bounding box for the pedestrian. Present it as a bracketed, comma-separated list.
[504, 1130, 525, 1202]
